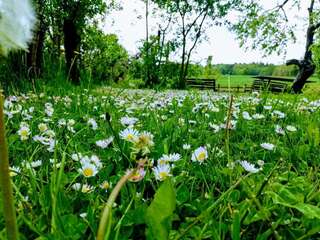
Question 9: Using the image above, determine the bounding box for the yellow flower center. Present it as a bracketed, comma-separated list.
[101, 182, 109, 189]
[159, 171, 169, 180]
[127, 134, 134, 140]
[197, 152, 206, 161]
[139, 135, 152, 146]
[83, 168, 94, 177]
[21, 130, 28, 137]
[158, 159, 167, 165]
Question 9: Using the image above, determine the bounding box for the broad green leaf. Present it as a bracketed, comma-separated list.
[267, 186, 320, 219]
[294, 203, 320, 219]
[145, 179, 176, 240]
[271, 183, 304, 205]
[246, 207, 271, 224]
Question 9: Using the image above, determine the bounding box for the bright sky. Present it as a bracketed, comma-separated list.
[102, 0, 310, 64]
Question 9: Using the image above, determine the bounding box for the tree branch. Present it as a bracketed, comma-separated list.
[185, 5, 209, 36]
[308, 0, 315, 25]
[278, 0, 290, 8]
[286, 59, 301, 67]
[184, 10, 209, 78]
[313, 22, 320, 30]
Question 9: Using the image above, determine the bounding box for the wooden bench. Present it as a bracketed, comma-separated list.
[248, 76, 291, 93]
[186, 78, 216, 91]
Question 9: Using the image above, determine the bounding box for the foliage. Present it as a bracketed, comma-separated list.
[231, 1, 297, 55]
[146, 179, 176, 240]
[272, 65, 299, 77]
[139, 34, 176, 87]
[214, 63, 298, 77]
[82, 27, 129, 83]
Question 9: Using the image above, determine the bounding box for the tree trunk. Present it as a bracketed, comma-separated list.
[144, 0, 151, 87]
[287, 0, 316, 93]
[287, 59, 315, 93]
[27, 19, 46, 78]
[63, 18, 81, 84]
[179, 36, 187, 89]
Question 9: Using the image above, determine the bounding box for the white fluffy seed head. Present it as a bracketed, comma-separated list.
[0, 0, 36, 54]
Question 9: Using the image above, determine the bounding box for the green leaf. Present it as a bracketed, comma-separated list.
[294, 203, 320, 219]
[176, 184, 189, 204]
[245, 207, 270, 224]
[232, 210, 240, 240]
[122, 204, 148, 226]
[145, 179, 176, 240]
[267, 184, 320, 219]
[60, 214, 87, 239]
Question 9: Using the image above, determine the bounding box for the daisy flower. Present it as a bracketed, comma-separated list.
[260, 143, 275, 151]
[209, 123, 220, 133]
[136, 131, 154, 148]
[9, 166, 21, 177]
[286, 125, 297, 132]
[119, 128, 139, 142]
[120, 116, 138, 127]
[191, 147, 208, 164]
[183, 144, 191, 150]
[18, 124, 31, 140]
[80, 163, 98, 178]
[153, 164, 172, 181]
[38, 123, 48, 132]
[90, 155, 102, 169]
[128, 168, 146, 182]
[100, 181, 111, 191]
[242, 111, 252, 120]
[87, 118, 98, 130]
[238, 160, 261, 173]
[96, 137, 114, 149]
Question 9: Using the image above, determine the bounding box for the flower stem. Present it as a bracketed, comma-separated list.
[0, 92, 18, 239]
[97, 170, 134, 240]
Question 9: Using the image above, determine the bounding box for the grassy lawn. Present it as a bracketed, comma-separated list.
[217, 75, 254, 87]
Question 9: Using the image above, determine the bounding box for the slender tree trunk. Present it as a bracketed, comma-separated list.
[27, 20, 46, 78]
[144, 0, 151, 87]
[63, 18, 80, 84]
[25, 0, 46, 79]
[179, 36, 187, 89]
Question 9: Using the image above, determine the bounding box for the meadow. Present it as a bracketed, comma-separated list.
[1, 87, 320, 239]
[217, 75, 253, 87]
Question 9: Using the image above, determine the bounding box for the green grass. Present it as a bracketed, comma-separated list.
[217, 75, 254, 87]
[2, 86, 320, 239]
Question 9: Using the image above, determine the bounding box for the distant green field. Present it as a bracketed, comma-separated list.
[217, 75, 253, 87]
[217, 75, 320, 92]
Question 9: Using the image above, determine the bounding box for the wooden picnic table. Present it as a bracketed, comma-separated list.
[253, 75, 315, 83]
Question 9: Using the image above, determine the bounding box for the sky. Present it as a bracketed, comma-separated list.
[102, 0, 310, 65]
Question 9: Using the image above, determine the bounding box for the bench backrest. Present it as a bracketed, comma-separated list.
[186, 78, 216, 90]
[251, 79, 287, 92]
